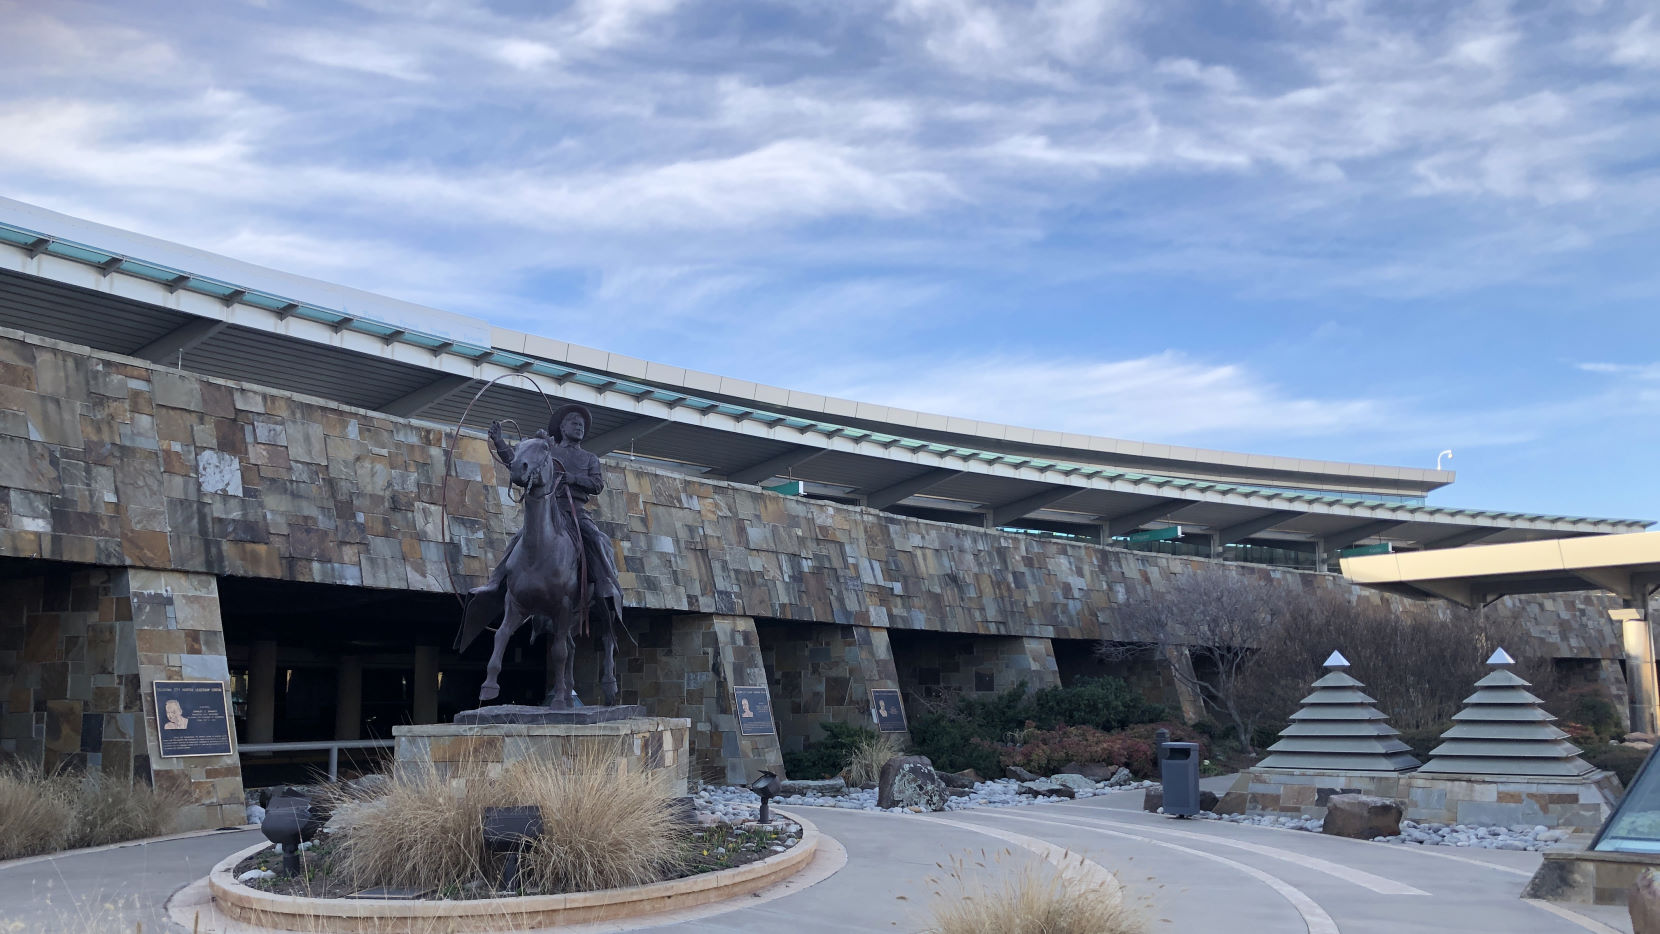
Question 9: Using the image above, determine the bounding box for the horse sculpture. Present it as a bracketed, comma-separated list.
[456, 431, 620, 708]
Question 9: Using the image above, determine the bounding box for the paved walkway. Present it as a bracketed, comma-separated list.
[0, 787, 1637, 933]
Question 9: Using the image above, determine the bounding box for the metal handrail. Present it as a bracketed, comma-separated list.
[239, 739, 395, 782]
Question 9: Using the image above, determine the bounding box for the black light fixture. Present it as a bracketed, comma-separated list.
[748, 769, 782, 824]
[483, 805, 544, 892]
[260, 788, 324, 876]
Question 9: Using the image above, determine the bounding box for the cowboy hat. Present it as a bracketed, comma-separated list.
[548, 403, 593, 443]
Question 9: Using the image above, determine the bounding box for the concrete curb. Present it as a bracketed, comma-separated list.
[0, 823, 256, 872]
[207, 809, 820, 933]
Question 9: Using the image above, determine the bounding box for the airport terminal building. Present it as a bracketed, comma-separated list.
[0, 198, 1648, 829]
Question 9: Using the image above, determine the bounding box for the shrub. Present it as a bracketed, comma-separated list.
[845, 733, 906, 786]
[1584, 744, 1650, 788]
[337, 745, 685, 894]
[908, 677, 1168, 776]
[925, 850, 1143, 934]
[1550, 686, 1624, 744]
[1002, 726, 1156, 779]
[784, 721, 879, 780]
[1397, 725, 1450, 761]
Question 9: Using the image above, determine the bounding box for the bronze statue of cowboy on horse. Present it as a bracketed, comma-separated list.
[453, 403, 627, 708]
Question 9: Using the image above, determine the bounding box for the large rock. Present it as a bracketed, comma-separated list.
[1321, 794, 1404, 839]
[939, 769, 982, 790]
[1048, 773, 1099, 792]
[1631, 868, 1660, 934]
[1060, 761, 1119, 782]
[1143, 787, 1163, 812]
[780, 778, 847, 797]
[1018, 780, 1077, 799]
[1106, 767, 1135, 788]
[1200, 790, 1220, 812]
[1005, 766, 1040, 782]
[878, 756, 949, 811]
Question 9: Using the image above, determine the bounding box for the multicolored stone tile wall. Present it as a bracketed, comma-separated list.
[756, 620, 905, 753]
[0, 325, 1635, 666]
[889, 632, 1062, 715]
[0, 564, 243, 830]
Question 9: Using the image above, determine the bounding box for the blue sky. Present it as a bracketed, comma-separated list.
[3, 0, 1659, 520]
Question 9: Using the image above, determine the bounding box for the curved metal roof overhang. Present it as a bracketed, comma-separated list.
[0, 217, 1648, 556]
[1342, 531, 1660, 607]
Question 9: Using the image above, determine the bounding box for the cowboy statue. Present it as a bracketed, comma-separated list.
[455, 402, 627, 700]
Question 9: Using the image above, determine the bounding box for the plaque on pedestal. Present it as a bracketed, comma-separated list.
[733, 686, 775, 736]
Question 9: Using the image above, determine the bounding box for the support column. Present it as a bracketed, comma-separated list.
[1616, 606, 1659, 735]
[638, 614, 781, 785]
[127, 569, 246, 831]
[248, 640, 277, 745]
[335, 656, 362, 740]
[413, 645, 439, 725]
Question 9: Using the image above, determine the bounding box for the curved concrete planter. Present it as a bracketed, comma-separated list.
[209, 810, 820, 932]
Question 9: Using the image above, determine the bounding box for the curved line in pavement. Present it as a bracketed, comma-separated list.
[990, 809, 1428, 895]
[969, 810, 1340, 934]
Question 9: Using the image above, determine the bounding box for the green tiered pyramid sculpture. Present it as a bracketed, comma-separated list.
[1257, 651, 1421, 772]
[1416, 648, 1595, 777]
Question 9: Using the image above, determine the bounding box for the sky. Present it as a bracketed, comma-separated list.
[2, 0, 1659, 521]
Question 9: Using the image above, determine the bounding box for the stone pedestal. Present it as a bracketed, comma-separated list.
[1217, 766, 1621, 832]
[392, 715, 692, 793]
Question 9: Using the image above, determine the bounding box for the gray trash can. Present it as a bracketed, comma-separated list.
[1159, 741, 1201, 817]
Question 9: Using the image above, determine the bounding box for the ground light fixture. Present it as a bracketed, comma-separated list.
[260, 789, 324, 876]
[483, 805, 544, 892]
[748, 769, 782, 824]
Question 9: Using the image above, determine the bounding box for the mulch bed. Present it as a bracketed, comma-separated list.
[234, 822, 800, 901]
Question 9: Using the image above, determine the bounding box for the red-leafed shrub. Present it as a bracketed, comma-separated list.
[1560, 721, 1600, 747]
[1001, 726, 1157, 778]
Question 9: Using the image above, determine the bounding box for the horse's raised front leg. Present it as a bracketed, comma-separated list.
[480, 594, 524, 703]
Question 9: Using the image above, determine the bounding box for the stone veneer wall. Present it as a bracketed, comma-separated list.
[0, 325, 1634, 663]
[391, 717, 691, 793]
[616, 614, 782, 785]
[891, 633, 1062, 713]
[0, 565, 243, 830]
[757, 621, 906, 752]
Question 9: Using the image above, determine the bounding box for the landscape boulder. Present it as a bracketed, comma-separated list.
[1321, 794, 1404, 839]
[1631, 868, 1660, 934]
[1060, 761, 1119, 782]
[1005, 766, 1040, 782]
[1200, 790, 1220, 812]
[1627, 732, 1657, 745]
[1048, 773, 1099, 792]
[780, 778, 847, 797]
[1018, 780, 1077, 799]
[878, 756, 949, 812]
[1107, 767, 1135, 787]
[1143, 787, 1163, 812]
[939, 769, 982, 790]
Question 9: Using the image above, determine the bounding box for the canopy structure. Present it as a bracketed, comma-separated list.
[1342, 531, 1660, 734]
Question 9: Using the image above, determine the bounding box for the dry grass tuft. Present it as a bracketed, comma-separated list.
[0, 764, 77, 859]
[925, 849, 1143, 934]
[337, 745, 685, 895]
[71, 772, 186, 848]
[0, 764, 184, 859]
[845, 733, 906, 786]
[334, 769, 493, 891]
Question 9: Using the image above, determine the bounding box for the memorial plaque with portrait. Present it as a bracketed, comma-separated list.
[153, 680, 235, 758]
[870, 688, 908, 733]
[733, 686, 775, 736]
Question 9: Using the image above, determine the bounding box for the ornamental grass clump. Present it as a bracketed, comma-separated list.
[0, 764, 77, 859]
[0, 764, 183, 859]
[504, 747, 686, 893]
[335, 745, 685, 895]
[845, 733, 906, 786]
[925, 850, 1143, 934]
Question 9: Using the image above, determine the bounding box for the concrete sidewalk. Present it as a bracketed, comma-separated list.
[1, 785, 1635, 933]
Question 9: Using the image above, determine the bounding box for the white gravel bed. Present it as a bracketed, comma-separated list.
[695, 777, 1159, 819]
[1191, 811, 1572, 851]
